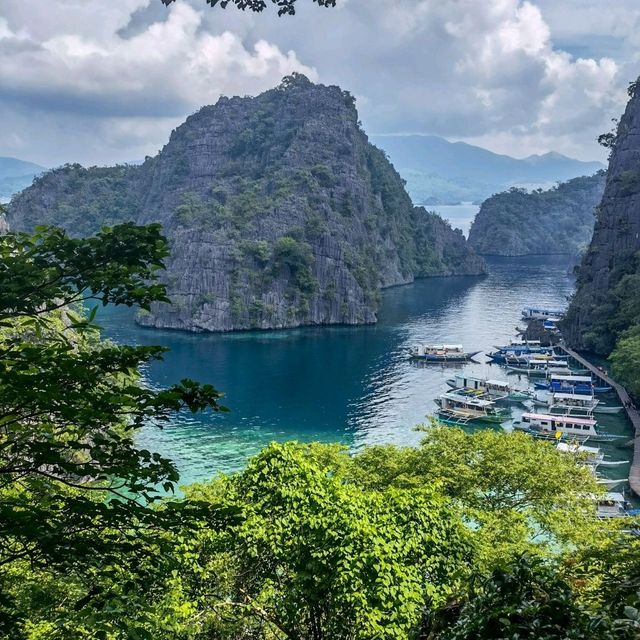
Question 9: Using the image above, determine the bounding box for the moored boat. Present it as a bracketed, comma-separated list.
[595, 492, 632, 519]
[522, 306, 565, 321]
[513, 412, 624, 442]
[506, 358, 572, 376]
[408, 344, 479, 362]
[535, 374, 613, 395]
[487, 347, 555, 363]
[556, 441, 605, 467]
[434, 391, 510, 425]
[445, 374, 531, 402]
[548, 392, 599, 416]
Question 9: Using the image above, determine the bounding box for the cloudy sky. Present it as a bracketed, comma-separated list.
[0, 0, 638, 167]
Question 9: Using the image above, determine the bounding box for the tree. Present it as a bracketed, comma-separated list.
[160, 0, 336, 16]
[349, 426, 604, 566]
[185, 442, 473, 639]
[439, 555, 613, 640]
[0, 223, 233, 636]
[610, 326, 640, 398]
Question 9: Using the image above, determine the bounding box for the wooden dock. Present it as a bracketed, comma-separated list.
[557, 344, 640, 496]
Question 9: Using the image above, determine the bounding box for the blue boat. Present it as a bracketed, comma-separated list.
[534, 375, 613, 395]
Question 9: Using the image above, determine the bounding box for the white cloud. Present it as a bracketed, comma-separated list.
[0, 0, 635, 165]
[0, 1, 316, 165]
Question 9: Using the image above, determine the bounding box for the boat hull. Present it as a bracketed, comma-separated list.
[593, 405, 625, 414]
[512, 424, 623, 443]
[410, 351, 480, 362]
[435, 413, 505, 426]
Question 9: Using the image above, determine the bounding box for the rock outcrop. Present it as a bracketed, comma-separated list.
[468, 173, 605, 257]
[8, 74, 485, 332]
[564, 79, 640, 354]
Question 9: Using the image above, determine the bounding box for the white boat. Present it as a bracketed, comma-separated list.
[513, 412, 624, 442]
[506, 359, 571, 376]
[522, 306, 564, 321]
[556, 441, 604, 467]
[446, 374, 531, 402]
[546, 393, 623, 415]
[434, 392, 510, 425]
[596, 492, 630, 519]
[549, 392, 599, 416]
[593, 402, 625, 414]
[408, 344, 479, 362]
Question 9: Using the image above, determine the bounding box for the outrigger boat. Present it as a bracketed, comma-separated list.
[487, 347, 555, 363]
[522, 306, 564, 321]
[513, 412, 624, 442]
[535, 374, 612, 395]
[434, 391, 510, 425]
[506, 358, 573, 376]
[548, 392, 599, 416]
[445, 374, 531, 402]
[595, 492, 633, 519]
[556, 442, 628, 470]
[408, 344, 479, 362]
[546, 392, 625, 416]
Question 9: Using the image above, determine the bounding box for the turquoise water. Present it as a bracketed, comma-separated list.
[98, 256, 633, 487]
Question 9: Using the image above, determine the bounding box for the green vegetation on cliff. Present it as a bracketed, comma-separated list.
[8, 75, 484, 333]
[564, 80, 640, 402]
[468, 172, 605, 257]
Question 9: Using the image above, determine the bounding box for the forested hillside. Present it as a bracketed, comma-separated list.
[468, 172, 605, 256]
[8, 75, 484, 333]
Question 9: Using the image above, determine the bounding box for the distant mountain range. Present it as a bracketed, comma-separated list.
[370, 135, 605, 205]
[0, 157, 47, 202]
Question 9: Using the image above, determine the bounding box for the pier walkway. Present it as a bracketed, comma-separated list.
[557, 344, 640, 497]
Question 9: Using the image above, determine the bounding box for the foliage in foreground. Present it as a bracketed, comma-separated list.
[1, 222, 639, 639]
[160, 0, 336, 16]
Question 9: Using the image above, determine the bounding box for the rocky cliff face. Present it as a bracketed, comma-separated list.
[468, 173, 605, 257]
[8, 74, 485, 332]
[564, 80, 640, 353]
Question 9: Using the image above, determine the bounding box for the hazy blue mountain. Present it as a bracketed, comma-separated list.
[0, 157, 47, 202]
[370, 135, 605, 205]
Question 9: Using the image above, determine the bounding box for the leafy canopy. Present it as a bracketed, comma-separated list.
[0, 222, 231, 635]
[160, 0, 336, 16]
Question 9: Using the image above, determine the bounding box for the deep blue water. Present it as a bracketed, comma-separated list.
[98, 256, 633, 487]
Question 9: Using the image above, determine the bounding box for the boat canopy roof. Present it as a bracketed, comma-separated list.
[485, 379, 510, 388]
[557, 442, 600, 455]
[602, 492, 625, 502]
[552, 392, 596, 401]
[420, 344, 464, 351]
[443, 392, 494, 407]
[550, 375, 593, 383]
[454, 374, 509, 389]
[522, 412, 596, 426]
[523, 306, 564, 314]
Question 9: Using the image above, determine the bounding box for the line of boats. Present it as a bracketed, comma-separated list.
[411, 311, 635, 519]
[426, 341, 624, 440]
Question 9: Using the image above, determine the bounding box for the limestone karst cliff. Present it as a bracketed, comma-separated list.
[564, 79, 640, 353]
[468, 173, 605, 257]
[8, 74, 485, 332]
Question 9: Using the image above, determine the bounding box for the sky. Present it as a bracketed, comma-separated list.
[0, 0, 638, 168]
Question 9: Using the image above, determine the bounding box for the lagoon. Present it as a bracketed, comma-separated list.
[98, 256, 632, 487]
